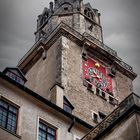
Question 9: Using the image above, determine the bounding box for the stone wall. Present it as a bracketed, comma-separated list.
[61, 36, 113, 125]
[115, 71, 133, 102]
[42, 15, 73, 38]
[60, 36, 133, 125]
[84, 17, 102, 41]
[0, 128, 20, 140]
[0, 78, 89, 140]
[24, 34, 133, 127]
[100, 113, 140, 140]
[25, 37, 62, 100]
[38, 12, 102, 43]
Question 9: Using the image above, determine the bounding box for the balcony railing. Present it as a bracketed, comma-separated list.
[18, 22, 134, 74]
[83, 32, 117, 57]
[81, 93, 140, 140]
[120, 61, 133, 71]
[83, 32, 134, 73]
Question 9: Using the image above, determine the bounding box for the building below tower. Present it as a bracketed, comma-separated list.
[0, 0, 139, 140]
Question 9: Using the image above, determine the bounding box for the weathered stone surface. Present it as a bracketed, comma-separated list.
[18, 0, 135, 131]
[0, 78, 89, 140]
[115, 71, 133, 102]
[25, 34, 133, 126]
[25, 37, 62, 100]
[100, 113, 140, 140]
[0, 1, 138, 140]
[60, 36, 133, 125]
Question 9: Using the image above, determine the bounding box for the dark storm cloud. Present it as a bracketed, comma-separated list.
[0, 1, 15, 44]
[0, 0, 45, 68]
[0, 0, 139, 94]
[93, 0, 140, 94]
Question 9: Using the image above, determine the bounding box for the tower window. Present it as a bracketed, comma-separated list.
[64, 7, 68, 11]
[109, 96, 114, 103]
[87, 83, 92, 91]
[99, 111, 106, 120]
[88, 24, 93, 31]
[92, 112, 98, 123]
[96, 88, 100, 95]
[106, 88, 114, 96]
[84, 8, 94, 20]
[38, 121, 56, 140]
[101, 91, 106, 99]
[0, 98, 18, 134]
[109, 96, 118, 105]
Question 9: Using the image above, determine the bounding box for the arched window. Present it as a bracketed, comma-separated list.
[60, 3, 73, 13]
[84, 9, 88, 15]
[84, 8, 94, 20]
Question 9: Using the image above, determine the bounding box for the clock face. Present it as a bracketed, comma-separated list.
[83, 58, 112, 92]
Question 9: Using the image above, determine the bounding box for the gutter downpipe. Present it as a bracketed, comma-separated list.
[68, 118, 76, 132]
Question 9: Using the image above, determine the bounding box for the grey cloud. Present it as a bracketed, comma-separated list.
[0, 0, 139, 95]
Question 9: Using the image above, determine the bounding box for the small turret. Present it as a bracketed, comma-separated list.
[35, 0, 102, 42]
[50, 2, 54, 13]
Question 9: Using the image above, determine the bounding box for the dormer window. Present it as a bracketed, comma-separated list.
[63, 96, 74, 114]
[7, 72, 23, 84]
[3, 67, 27, 85]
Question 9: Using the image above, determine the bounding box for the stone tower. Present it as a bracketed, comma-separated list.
[18, 0, 137, 126]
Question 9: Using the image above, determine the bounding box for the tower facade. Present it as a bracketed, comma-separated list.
[1, 1, 139, 140]
[18, 0, 137, 126]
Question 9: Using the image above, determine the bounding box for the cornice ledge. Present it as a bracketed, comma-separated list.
[17, 40, 42, 69]
[42, 21, 83, 46]
[81, 93, 140, 140]
[17, 22, 83, 72]
[114, 61, 137, 80]
[17, 22, 137, 79]
[82, 33, 137, 80]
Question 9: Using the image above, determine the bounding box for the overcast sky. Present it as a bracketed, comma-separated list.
[0, 0, 140, 95]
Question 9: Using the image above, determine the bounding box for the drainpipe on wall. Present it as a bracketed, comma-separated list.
[68, 118, 76, 132]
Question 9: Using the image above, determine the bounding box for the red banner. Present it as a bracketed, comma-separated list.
[83, 57, 112, 92]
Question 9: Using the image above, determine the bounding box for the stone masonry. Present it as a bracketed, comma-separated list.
[19, 0, 137, 126]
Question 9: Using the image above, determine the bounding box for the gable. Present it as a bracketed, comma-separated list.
[3, 67, 27, 81]
[85, 3, 93, 10]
